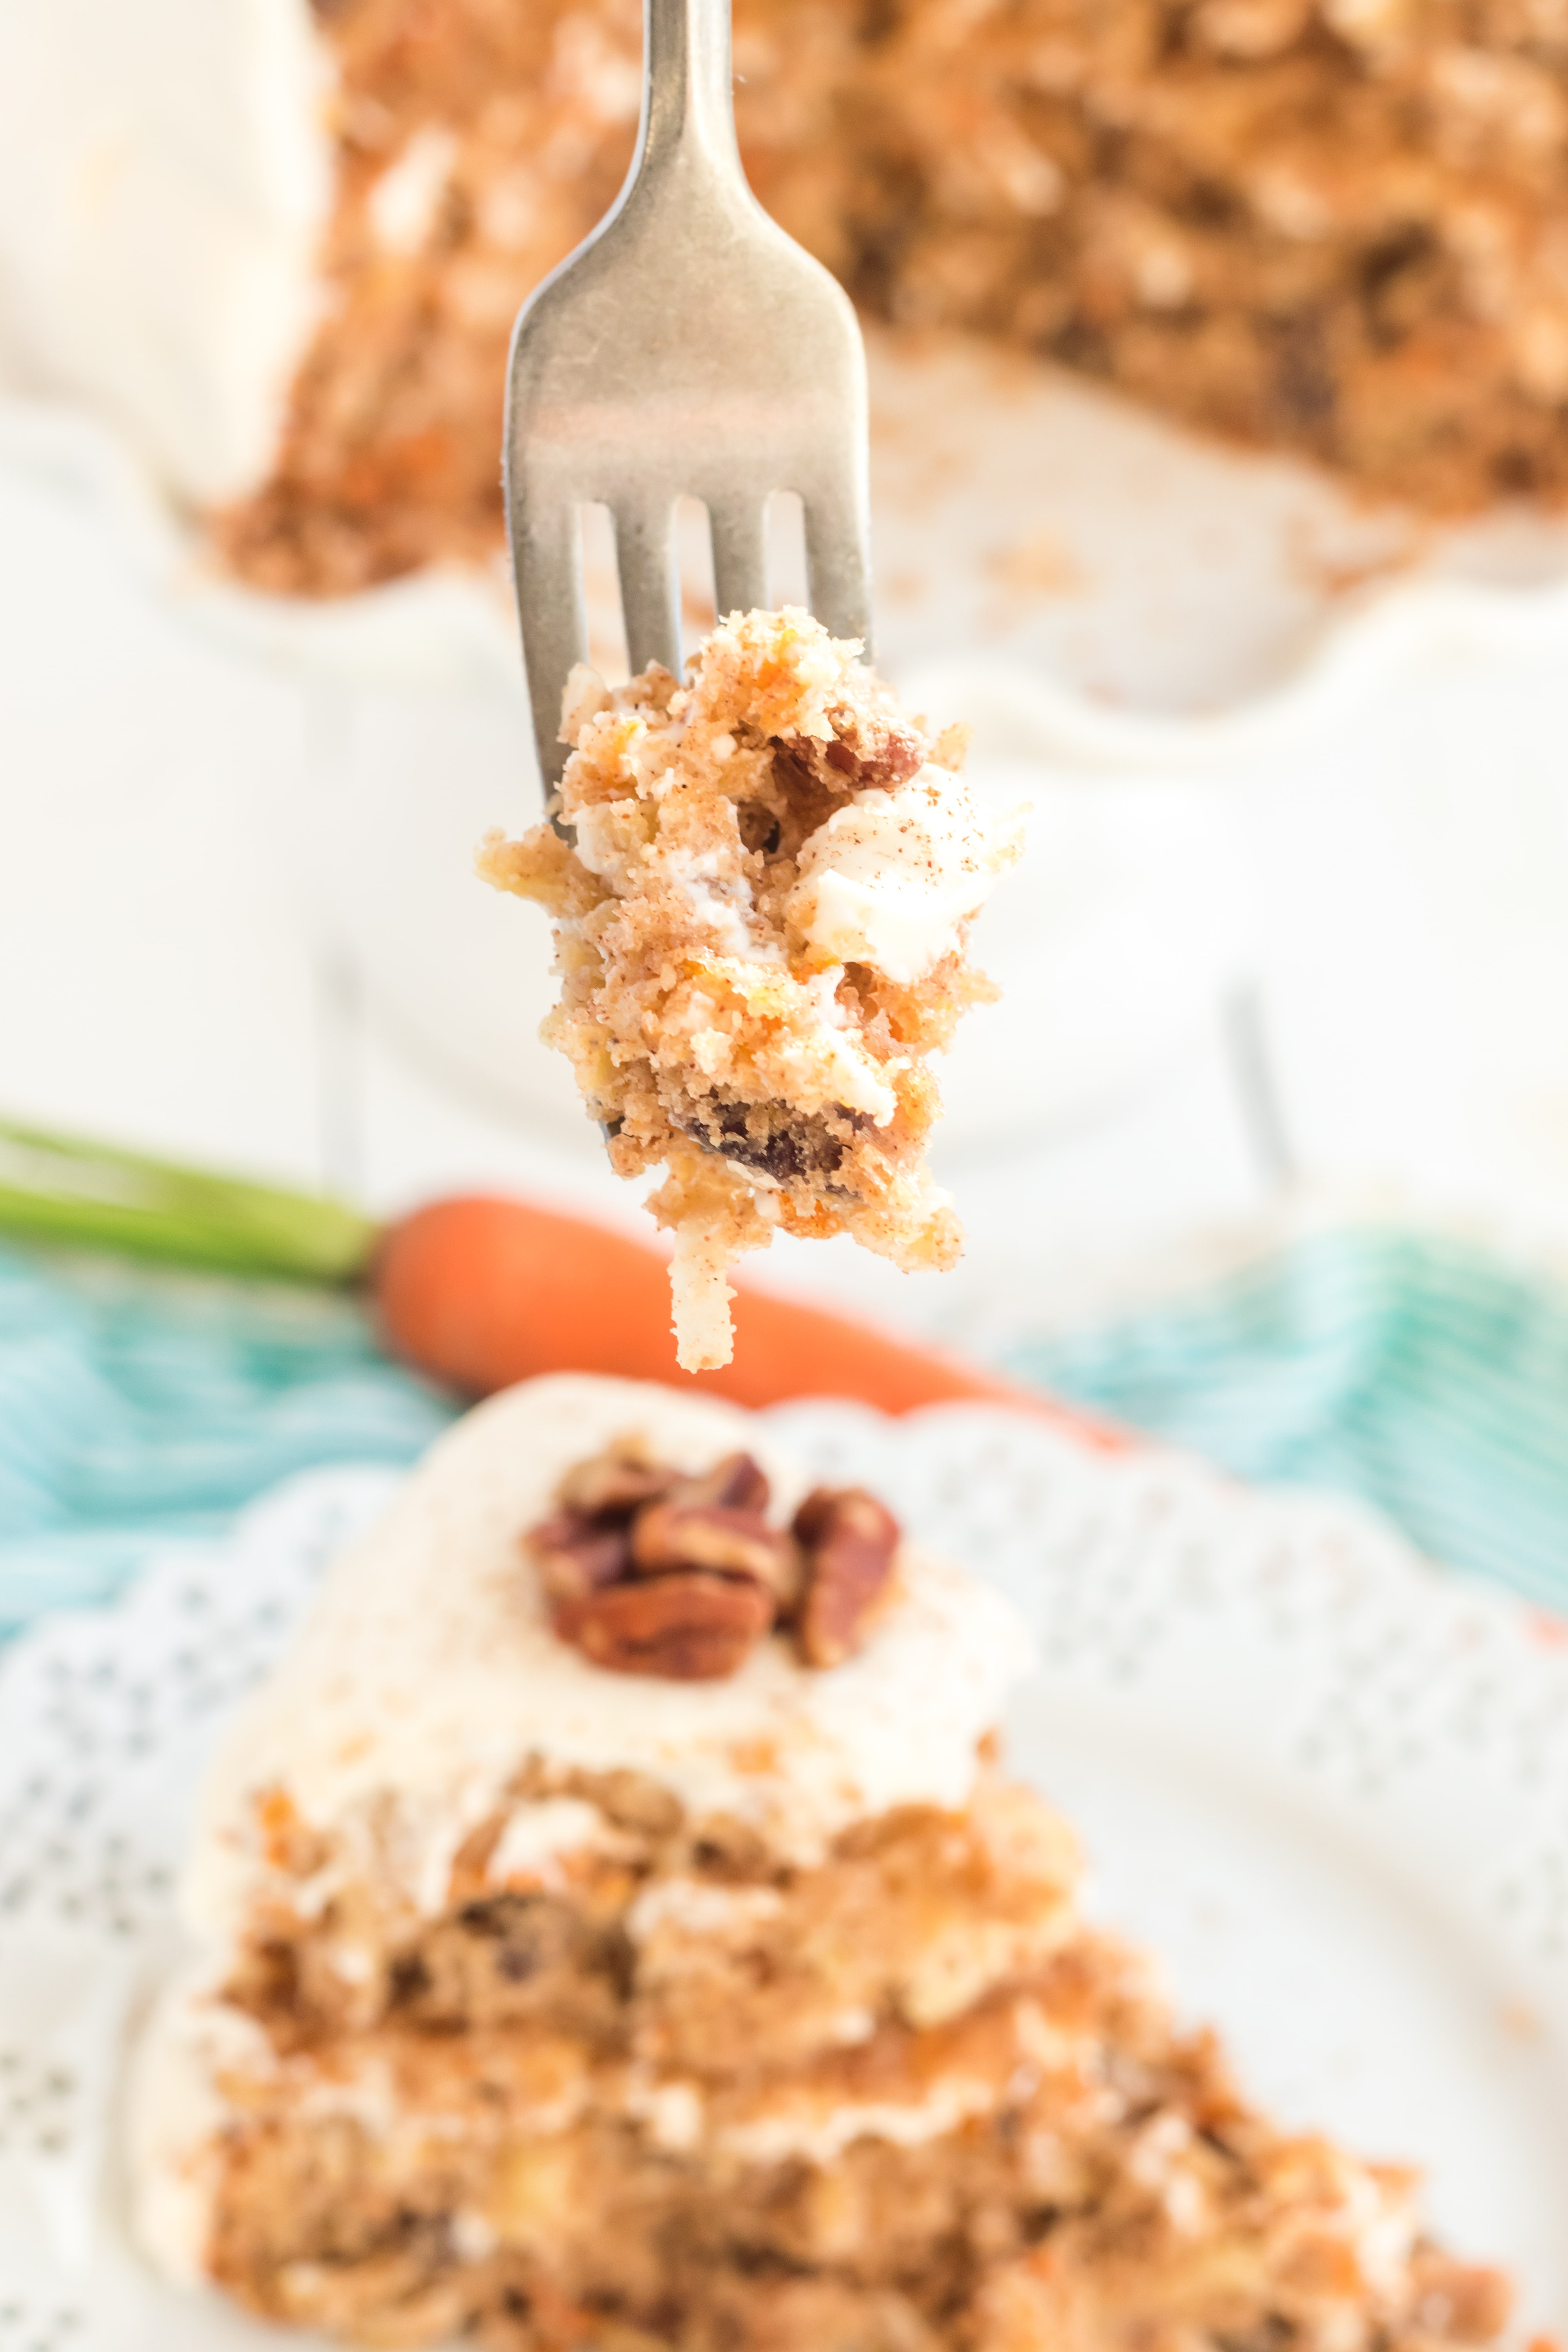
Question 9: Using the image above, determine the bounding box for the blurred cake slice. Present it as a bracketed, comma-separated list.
[130, 1372, 1513, 2352]
[11, 0, 1568, 599]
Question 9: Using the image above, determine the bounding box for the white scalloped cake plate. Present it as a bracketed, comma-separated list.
[7, 322, 1568, 766]
[2, 1403, 1566, 2345]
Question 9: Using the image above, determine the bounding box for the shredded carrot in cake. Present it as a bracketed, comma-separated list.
[481, 608, 1021, 1370]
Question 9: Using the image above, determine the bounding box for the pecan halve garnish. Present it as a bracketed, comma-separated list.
[558, 1441, 679, 1520]
[554, 1572, 773, 1681]
[527, 1510, 631, 1602]
[793, 1486, 901, 1668]
[531, 1440, 902, 1678]
[632, 1499, 799, 1604]
[670, 1450, 771, 1516]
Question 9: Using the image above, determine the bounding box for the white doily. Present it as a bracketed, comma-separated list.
[1, 1406, 1565, 2346]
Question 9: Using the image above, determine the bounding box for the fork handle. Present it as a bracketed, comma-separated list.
[634, 0, 744, 191]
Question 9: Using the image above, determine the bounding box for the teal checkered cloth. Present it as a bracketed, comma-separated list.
[1007, 1227, 1568, 1612]
[0, 1243, 452, 1639]
[0, 1227, 1564, 1641]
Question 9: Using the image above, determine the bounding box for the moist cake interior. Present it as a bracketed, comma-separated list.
[478, 610, 1018, 1369]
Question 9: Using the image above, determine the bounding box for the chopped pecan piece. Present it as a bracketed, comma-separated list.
[558, 1440, 679, 1520]
[554, 1573, 773, 1681]
[632, 1499, 799, 1603]
[670, 1450, 771, 1515]
[777, 699, 927, 795]
[793, 1486, 901, 1668]
[527, 1510, 630, 1602]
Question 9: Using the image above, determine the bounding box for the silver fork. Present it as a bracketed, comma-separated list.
[504, 0, 872, 796]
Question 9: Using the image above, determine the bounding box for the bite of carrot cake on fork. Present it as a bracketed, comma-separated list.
[480, 607, 1022, 1369]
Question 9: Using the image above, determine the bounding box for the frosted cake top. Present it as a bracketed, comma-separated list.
[187, 1374, 1031, 1929]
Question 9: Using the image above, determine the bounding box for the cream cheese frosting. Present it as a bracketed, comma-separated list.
[0, 0, 332, 504]
[126, 1960, 278, 2286]
[789, 768, 1022, 986]
[185, 1374, 1032, 1936]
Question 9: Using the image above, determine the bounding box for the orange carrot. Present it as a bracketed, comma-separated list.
[374, 1194, 1125, 1448]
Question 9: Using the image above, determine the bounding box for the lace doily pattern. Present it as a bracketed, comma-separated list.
[1, 1410, 1565, 2343]
[771, 1403, 1568, 1966]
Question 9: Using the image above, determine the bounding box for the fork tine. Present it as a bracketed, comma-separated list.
[708, 498, 768, 624]
[615, 497, 682, 678]
[804, 495, 873, 654]
[514, 496, 588, 796]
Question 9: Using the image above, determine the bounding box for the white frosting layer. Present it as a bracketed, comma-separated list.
[624, 2062, 1001, 2165]
[789, 766, 1020, 985]
[774, 1014, 897, 1125]
[0, 0, 332, 502]
[126, 1962, 276, 2286]
[715, 2073, 1000, 2168]
[368, 124, 459, 257]
[485, 1795, 624, 1890]
[187, 1375, 1031, 1935]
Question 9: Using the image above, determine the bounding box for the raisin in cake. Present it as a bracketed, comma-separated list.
[129, 1372, 1514, 2352]
[477, 608, 1021, 1370]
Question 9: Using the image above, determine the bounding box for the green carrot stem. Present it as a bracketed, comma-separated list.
[0, 1118, 379, 1285]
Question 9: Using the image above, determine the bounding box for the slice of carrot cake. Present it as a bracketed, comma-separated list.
[478, 608, 1022, 1371]
[15, 0, 1568, 597]
[129, 1372, 1514, 2352]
